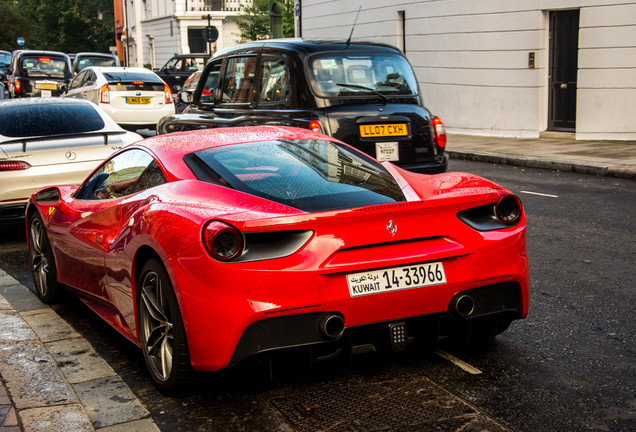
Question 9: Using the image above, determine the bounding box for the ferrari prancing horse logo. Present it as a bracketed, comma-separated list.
[387, 220, 397, 236]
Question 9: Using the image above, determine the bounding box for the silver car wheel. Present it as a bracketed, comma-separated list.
[29, 217, 50, 297]
[139, 270, 174, 382]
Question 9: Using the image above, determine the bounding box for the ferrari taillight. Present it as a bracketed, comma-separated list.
[0, 161, 31, 171]
[495, 194, 522, 225]
[164, 85, 173, 104]
[431, 116, 446, 148]
[203, 220, 244, 261]
[14, 80, 21, 93]
[100, 84, 110, 104]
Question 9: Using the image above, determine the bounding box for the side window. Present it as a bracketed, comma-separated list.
[258, 56, 290, 107]
[83, 70, 96, 86]
[200, 60, 222, 105]
[69, 70, 87, 90]
[75, 149, 166, 200]
[219, 56, 258, 104]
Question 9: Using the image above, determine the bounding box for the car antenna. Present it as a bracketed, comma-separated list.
[346, 6, 362, 47]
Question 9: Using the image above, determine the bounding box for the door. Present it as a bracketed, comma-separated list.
[548, 10, 579, 132]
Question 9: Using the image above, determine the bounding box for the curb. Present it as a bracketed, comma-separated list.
[447, 150, 636, 179]
[0, 270, 159, 432]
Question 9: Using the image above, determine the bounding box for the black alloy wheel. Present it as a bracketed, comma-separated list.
[137, 258, 192, 393]
[28, 213, 60, 303]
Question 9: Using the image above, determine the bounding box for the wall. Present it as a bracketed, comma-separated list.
[301, 0, 636, 140]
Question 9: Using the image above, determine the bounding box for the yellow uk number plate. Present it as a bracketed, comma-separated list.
[35, 82, 57, 90]
[359, 123, 408, 138]
[127, 97, 151, 104]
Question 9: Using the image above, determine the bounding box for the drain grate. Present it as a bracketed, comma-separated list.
[270, 378, 511, 432]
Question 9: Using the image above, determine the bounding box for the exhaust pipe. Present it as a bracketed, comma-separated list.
[319, 314, 345, 339]
[452, 295, 475, 317]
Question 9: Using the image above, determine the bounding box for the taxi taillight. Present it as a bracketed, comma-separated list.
[309, 120, 322, 132]
[14, 79, 21, 93]
[431, 116, 446, 148]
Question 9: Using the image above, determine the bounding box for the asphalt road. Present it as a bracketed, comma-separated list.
[0, 159, 634, 432]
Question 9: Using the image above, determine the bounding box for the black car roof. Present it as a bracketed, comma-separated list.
[213, 38, 402, 58]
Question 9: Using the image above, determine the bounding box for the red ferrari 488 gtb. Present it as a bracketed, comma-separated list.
[26, 126, 529, 392]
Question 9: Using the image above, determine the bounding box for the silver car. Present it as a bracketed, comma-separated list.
[63, 67, 176, 131]
[0, 98, 141, 222]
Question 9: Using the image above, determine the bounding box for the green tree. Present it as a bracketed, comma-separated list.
[0, 2, 31, 51]
[1, 0, 114, 53]
[235, 0, 295, 43]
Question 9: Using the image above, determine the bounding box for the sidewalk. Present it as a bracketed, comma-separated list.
[0, 270, 159, 432]
[446, 133, 636, 179]
[0, 133, 634, 432]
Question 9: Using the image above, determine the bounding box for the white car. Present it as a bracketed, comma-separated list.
[63, 67, 175, 131]
[0, 98, 141, 222]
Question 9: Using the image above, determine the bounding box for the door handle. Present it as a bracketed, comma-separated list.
[560, 83, 568, 89]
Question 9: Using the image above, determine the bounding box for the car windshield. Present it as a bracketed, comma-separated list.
[185, 139, 406, 212]
[19, 55, 69, 78]
[308, 52, 419, 98]
[0, 52, 10, 66]
[0, 102, 105, 137]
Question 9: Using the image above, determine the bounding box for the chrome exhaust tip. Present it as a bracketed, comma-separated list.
[319, 314, 345, 339]
[452, 295, 475, 317]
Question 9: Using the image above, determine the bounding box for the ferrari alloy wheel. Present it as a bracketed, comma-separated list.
[137, 258, 192, 393]
[28, 213, 60, 303]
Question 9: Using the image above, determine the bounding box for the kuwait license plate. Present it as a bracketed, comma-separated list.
[127, 97, 151, 104]
[347, 261, 446, 297]
[376, 142, 399, 161]
[359, 123, 408, 138]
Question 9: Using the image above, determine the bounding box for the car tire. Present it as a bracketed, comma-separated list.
[137, 258, 192, 393]
[28, 212, 61, 303]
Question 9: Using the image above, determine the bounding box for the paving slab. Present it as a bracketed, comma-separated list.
[0, 341, 78, 410]
[18, 404, 94, 432]
[21, 308, 80, 343]
[73, 376, 150, 429]
[46, 338, 117, 385]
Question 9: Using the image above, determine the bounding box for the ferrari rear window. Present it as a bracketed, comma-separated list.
[185, 139, 407, 212]
[0, 102, 105, 137]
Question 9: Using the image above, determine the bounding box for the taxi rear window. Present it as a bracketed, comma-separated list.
[19, 55, 69, 78]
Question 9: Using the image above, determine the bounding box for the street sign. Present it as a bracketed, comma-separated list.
[202, 26, 218, 43]
[17, 37, 25, 46]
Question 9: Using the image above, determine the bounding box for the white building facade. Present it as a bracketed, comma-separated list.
[301, 0, 636, 141]
[123, 0, 250, 69]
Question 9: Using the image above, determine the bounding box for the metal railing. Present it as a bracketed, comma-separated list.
[185, 0, 250, 12]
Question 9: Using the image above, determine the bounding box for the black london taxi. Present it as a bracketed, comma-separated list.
[8, 50, 73, 98]
[158, 39, 447, 173]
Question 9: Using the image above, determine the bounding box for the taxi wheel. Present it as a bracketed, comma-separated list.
[137, 258, 192, 393]
[28, 213, 61, 303]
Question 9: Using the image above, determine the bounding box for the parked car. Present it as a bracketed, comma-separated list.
[7, 50, 72, 98]
[0, 98, 141, 222]
[26, 126, 528, 392]
[72, 52, 120, 74]
[159, 39, 448, 173]
[63, 67, 175, 131]
[175, 70, 204, 113]
[0, 50, 10, 96]
[155, 53, 209, 92]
